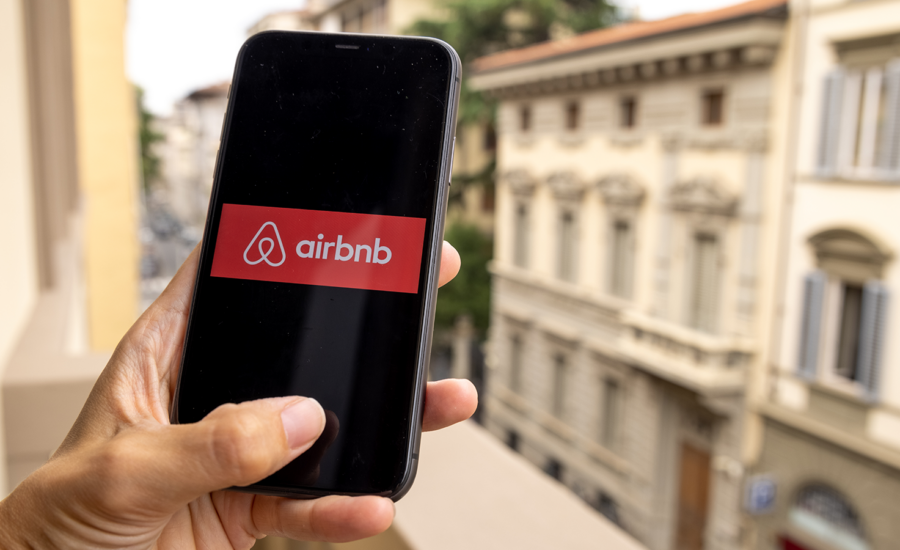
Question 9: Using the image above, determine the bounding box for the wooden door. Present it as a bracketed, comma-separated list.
[675, 443, 711, 550]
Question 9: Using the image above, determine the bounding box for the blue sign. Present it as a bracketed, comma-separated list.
[745, 475, 777, 514]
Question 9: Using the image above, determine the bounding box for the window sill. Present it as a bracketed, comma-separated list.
[801, 173, 900, 186]
[808, 378, 872, 407]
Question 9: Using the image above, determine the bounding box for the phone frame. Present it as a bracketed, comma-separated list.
[169, 31, 462, 501]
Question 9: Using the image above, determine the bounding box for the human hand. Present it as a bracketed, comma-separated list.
[0, 241, 476, 549]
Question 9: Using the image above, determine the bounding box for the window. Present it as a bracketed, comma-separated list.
[513, 203, 529, 268]
[601, 378, 620, 448]
[509, 334, 523, 392]
[557, 210, 577, 282]
[565, 101, 580, 131]
[506, 430, 520, 452]
[609, 220, 634, 299]
[789, 485, 867, 548]
[483, 122, 497, 151]
[836, 283, 864, 380]
[544, 458, 563, 481]
[701, 89, 725, 126]
[798, 230, 890, 399]
[593, 493, 620, 525]
[620, 97, 637, 128]
[520, 105, 532, 132]
[551, 354, 567, 418]
[818, 60, 900, 179]
[688, 233, 719, 333]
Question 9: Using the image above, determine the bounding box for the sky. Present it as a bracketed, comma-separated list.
[127, 0, 742, 116]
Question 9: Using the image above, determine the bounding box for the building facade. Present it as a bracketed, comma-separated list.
[753, 1, 900, 549]
[1, 0, 140, 493]
[470, 1, 792, 549]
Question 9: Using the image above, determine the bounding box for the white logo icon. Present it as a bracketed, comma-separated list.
[243, 221, 286, 266]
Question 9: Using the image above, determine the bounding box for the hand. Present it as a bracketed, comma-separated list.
[0, 241, 476, 549]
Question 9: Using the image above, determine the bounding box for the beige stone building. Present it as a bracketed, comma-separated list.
[0, 0, 140, 493]
[470, 1, 793, 549]
[752, 1, 900, 549]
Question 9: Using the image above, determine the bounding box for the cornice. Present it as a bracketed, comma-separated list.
[471, 19, 783, 99]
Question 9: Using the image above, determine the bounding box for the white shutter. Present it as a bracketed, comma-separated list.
[856, 281, 889, 401]
[817, 70, 845, 177]
[877, 60, 900, 179]
[798, 271, 826, 379]
[836, 71, 863, 174]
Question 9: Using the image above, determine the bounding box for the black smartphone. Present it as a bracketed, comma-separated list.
[170, 31, 461, 500]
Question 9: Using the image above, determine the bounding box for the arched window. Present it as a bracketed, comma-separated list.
[788, 484, 869, 550]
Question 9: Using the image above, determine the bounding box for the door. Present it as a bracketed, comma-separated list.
[675, 443, 711, 550]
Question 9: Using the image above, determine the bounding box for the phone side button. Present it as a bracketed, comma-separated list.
[448, 136, 456, 185]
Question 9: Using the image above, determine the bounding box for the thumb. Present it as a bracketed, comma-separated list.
[101, 397, 325, 510]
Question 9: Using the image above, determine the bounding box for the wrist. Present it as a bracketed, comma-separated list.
[0, 482, 47, 549]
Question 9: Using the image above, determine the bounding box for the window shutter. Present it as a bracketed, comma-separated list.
[877, 60, 900, 179]
[798, 271, 826, 378]
[856, 280, 889, 401]
[690, 234, 719, 333]
[817, 70, 845, 178]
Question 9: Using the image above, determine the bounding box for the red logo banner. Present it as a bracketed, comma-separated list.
[210, 203, 427, 293]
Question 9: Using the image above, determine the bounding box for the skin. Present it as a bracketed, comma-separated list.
[0, 241, 475, 549]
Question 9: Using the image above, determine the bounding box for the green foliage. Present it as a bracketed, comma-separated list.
[408, 0, 619, 124]
[136, 86, 163, 191]
[436, 223, 494, 335]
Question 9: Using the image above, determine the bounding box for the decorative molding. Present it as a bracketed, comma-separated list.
[597, 174, 646, 207]
[609, 132, 645, 148]
[684, 130, 769, 152]
[670, 177, 738, 216]
[661, 132, 684, 152]
[558, 132, 586, 148]
[547, 171, 588, 201]
[501, 169, 538, 197]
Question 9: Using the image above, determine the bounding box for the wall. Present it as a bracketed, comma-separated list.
[70, 0, 139, 351]
[0, 0, 40, 496]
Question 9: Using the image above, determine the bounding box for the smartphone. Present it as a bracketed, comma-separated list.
[170, 31, 461, 500]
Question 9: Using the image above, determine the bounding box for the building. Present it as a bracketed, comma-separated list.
[752, 1, 900, 549]
[470, 1, 792, 549]
[1, 0, 140, 492]
[247, 9, 316, 35]
[155, 81, 230, 231]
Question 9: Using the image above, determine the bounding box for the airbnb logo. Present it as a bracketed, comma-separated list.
[211, 204, 426, 293]
[243, 222, 286, 266]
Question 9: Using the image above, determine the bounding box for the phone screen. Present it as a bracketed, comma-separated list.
[173, 32, 457, 497]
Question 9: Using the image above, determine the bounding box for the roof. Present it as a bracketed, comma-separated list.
[472, 0, 787, 74]
[186, 81, 230, 100]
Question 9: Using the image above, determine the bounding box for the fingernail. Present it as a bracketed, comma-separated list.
[281, 398, 325, 450]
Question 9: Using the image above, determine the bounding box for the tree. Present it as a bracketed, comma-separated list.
[409, 0, 620, 125]
[435, 223, 493, 335]
[136, 86, 163, 192]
